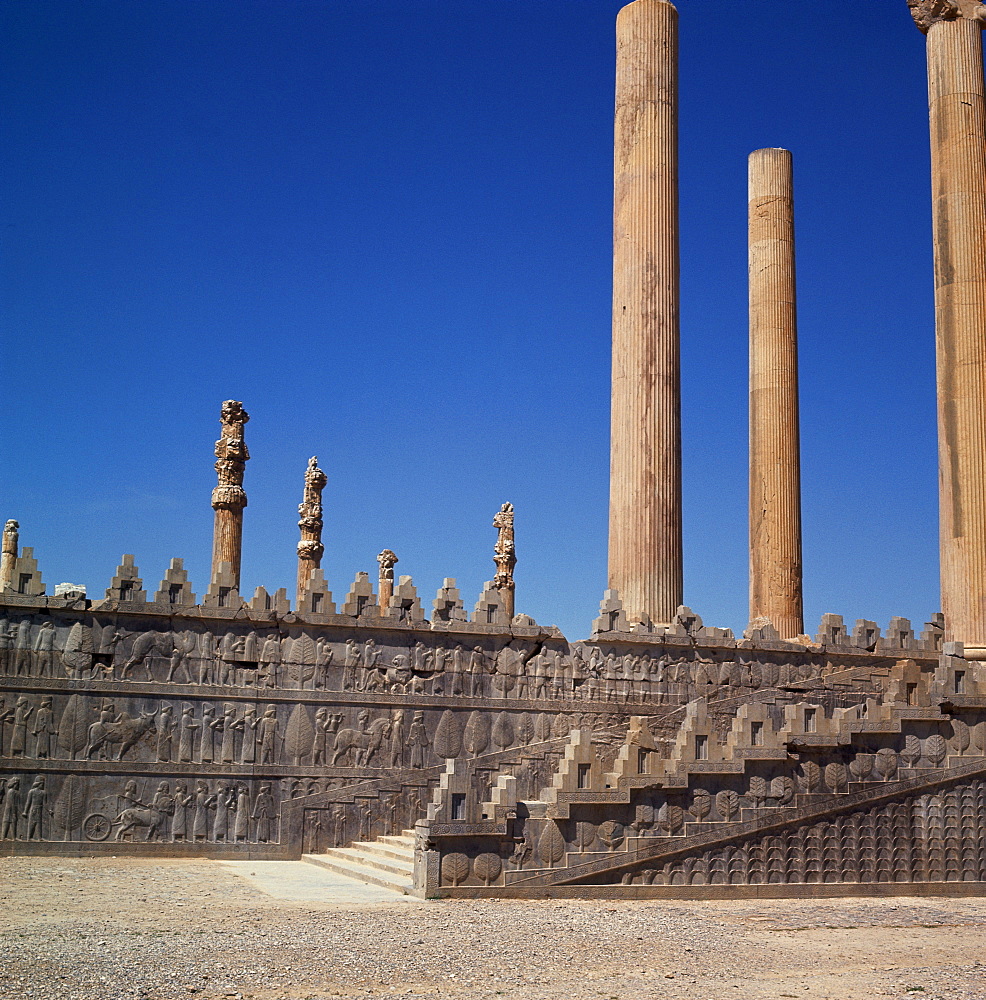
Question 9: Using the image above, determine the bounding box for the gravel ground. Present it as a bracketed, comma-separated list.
[2, 857, 986, 1000]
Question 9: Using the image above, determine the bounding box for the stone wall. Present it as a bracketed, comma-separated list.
[0, 593, 948, 871]
[416, 651, 986, 898]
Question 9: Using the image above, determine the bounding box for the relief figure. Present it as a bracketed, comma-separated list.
[34, 622, 56, 677]
[252, 784, 276, 842]
[22, 776, 46, 840]
[32, 696, 56, 759]
[10, 697, 33, 756]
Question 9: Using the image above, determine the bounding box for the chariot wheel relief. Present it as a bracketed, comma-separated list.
[82, 812, 112, 841]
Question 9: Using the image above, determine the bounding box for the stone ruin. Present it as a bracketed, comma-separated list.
[3, 0, 986, 899]
[2, 543, 984, 901]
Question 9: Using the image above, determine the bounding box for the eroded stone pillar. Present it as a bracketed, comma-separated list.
[296, 456, 327, 604]
[493, 502, 516, 620]
[210, 401, 249, 590]
[0, 519, 18, 591]
[910, 0, 986, 651]
[377, 549, 398, 616]
[748, 148, 804, 640]
[0, 518, 20, 594]
[608, 0, 682, 626]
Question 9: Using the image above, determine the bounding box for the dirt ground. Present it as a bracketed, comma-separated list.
[2, 857, 985, 1000]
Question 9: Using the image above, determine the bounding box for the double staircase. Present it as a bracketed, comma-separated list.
[303, 830, 415, 895]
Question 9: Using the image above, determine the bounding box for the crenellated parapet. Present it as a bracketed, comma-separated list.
[153, 558, 196, 606]
[102, 555, 146, 604]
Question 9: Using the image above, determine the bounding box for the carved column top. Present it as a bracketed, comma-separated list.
[212, 400, 249, 511]
[493, 502, 514, 531]
[377, 549, 398, 578]
[493, 502, 516, 597]
[3, 519, 17, 533]
[304, 456, 327, 494]
[219, 399, 249, 430]
[298, 456, 327, 523]
[908, 0, 986, 33]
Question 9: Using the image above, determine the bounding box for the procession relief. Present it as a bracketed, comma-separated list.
[0, 612, 826, 705]
[0, 607, 898, 855]
[0, 688, 626, 772]
[0, 770, 281, 845]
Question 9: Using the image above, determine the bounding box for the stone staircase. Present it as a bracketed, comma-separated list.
[303, 830, 415, 895]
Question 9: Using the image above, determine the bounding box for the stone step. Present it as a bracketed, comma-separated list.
[378, 832, 416, 848]
[330, 846, 413, 877]
[351, 839, 414, 863]
[302, 852, 413, 895]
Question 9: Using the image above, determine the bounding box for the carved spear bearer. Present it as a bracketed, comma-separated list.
[493, 502, 516, 620]
[377, 549, 398, 615]
[0, 519, 18, 592]
[296, 456, 327, 605]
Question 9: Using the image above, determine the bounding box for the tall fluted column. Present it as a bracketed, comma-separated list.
[296, 456, 327, 603]
[210, 400, 250, 589]
[910, 0, 986, 651]
[748, 148, 804, 640]
[0, 519, 18, 591]
[493, 502, 516, 620]
[608, 0, 682, 625]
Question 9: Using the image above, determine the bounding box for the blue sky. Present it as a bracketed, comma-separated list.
[1, 0, 955, 640]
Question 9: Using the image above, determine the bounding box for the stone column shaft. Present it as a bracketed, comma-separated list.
[608, 0, 683, 625]
[212, 510, 244, 586]
[377, 549, 398, 617]
[1, 520, 18, 591]
[210, 400, 250, 590]
[492, 502, 516, 621]
[748, 148, 804, 640]
[296, 457, 327, 604]
[918, 5, 986, 649]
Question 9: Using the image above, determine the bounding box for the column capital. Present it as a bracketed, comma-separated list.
[908, 0, 986, 34]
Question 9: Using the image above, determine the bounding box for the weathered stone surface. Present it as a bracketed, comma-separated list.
[210, 400, 249, 591]
[0, 594, 958, 883]
[296, 456, 327, 605]
[912, 1, 986, 651]
[748, 147, 803, 641]
[608, 0, 683, 627]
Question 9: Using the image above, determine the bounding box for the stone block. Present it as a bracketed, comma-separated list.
[591, 589, 629, 635]
[743, 616, 780, 642]
[295, 570, 334, 617]
[381, 576, 424, 624]
[250, 585, 293, 616]
[202, 561, 245, 609]
[104, 555, 146, 603]
[815, 613, 848, 646]
[153, 558, 196, 606]
[472, 582, 509, 627]
[432, 578, 468, 623]
[851, 619, 881, 651]
[340, 571, 379, 619]
[878, 616, 916, 652]
[5, 547, 44, 596]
